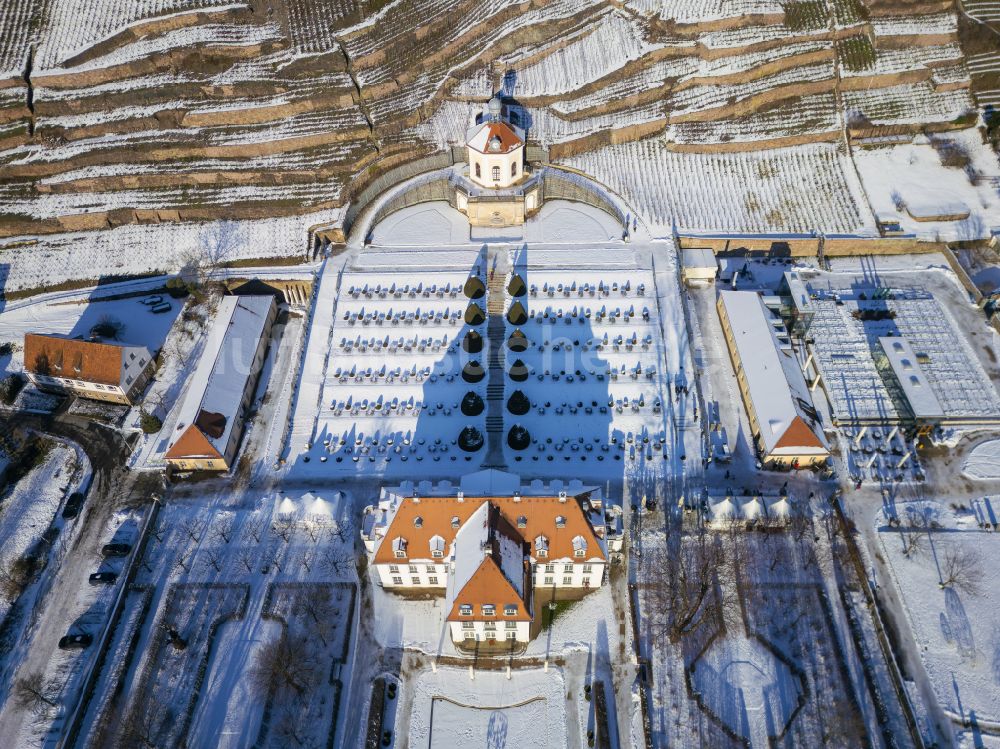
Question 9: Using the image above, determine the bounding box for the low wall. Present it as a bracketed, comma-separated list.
[677, 234, 946, 257]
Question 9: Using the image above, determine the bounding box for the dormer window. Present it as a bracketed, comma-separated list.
[534, 535, 548, 558]
[482, 604, 495, 616]
[517, 515, 527, 528]
[413, 516, 423, 528]
[504, 604, 517, 616]
[429, 534, 445, 558]
[572, 535, 587, 558]
[392, 537, 407, 558]
[451, 516, 460, 529]
[460, 604, 472, 616]
[555, 515, 566, 528]
[489, 136, 502, 152]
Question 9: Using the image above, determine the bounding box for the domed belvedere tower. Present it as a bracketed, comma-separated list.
[454, 94, 543, 227]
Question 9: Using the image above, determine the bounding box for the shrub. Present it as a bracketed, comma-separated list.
[0, 373, 25, 405]
[139, 410, 163, 434]
[90, 315, 126, 340]
[0, 342, 14, 357]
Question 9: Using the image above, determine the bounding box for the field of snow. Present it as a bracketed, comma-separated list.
[627, 0, 782, 23]
[408, 666, 567, 749]
[878, 501, 1000, 725]
[564, 140, 874, 236]
[963, 439, 1000, 480]
[852, 129, 1000, 241]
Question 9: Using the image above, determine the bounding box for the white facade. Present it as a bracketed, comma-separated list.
[448, 619, 531, 643]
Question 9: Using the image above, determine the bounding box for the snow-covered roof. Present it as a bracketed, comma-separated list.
[878, 337, 944, 420]
[682, 247, 717, 270]
[165, 295, 274, 460]
[718, 291, 827, 457]
[466, 120, 524, 154]
[782, 271, 813, 314]
[447, 503, 490, 605]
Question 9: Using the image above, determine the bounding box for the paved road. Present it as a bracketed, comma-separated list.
[0, 407, 157, 748]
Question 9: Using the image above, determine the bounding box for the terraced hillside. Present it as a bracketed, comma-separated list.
[0, 0, 996, 292]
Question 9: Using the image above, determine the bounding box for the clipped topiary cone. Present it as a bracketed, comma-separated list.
[462, 360, 486, 383]
[507, 390, 530, 415]
[507, 424, 531, 450]
[508, 359, 529, 382]
[507, 328, 528, 352]
[465, 303, 486, 325]
[461, 391, 485, 416]
[463, 275, 486, 299]
[463, 330, 483, 353]
[459, 426, 485, 452]
[507, 300, 527, 325]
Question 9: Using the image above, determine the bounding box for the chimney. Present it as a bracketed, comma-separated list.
[412, 493, 420, 504]
[513, 492, 521, 503]
[558, 491, 567, 503]
[457, 491, 464, 503]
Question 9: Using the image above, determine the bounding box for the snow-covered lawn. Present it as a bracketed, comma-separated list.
[878, 502, 1000, 724]
[408, 666, 568, 748]
[963, 439, 1000, 480]
[852, 129, 1000, 241]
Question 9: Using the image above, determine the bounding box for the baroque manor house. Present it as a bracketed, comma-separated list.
[362, 472, 620, 645]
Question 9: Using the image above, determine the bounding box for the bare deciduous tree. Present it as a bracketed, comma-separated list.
[243, 514, 265, 544]
[120, 704, 169, 749]
[641, 526, 726, 643]
[13, 670, 58, 715]
[175, 555, 191, 573]
[202, 548, 224, 573]
[237, 548, 255, 573]
[211, 515, 236, 544]
[328, 518, 355, 545]
[898, 513, 927, 558]
[272, 705, 315, 748]
[179, 518, 204, 543]
[271, 516, 295, 544]
[294, 589, 335, 646]
[251, 632, 319, 700]
[940, 546, 982, 595]
[320, 548, 355, 579]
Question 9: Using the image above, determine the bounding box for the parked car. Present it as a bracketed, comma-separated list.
[150, 302, 172, 314]
[141, 295, 163, 306]
[63, 491, 86, 519]
[89, 571, 118, 585]
[102, 543, 131, 557]
[58, 633, 93, 650]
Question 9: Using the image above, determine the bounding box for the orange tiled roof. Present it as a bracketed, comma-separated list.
[447, 557, 531, 622]
[772, 415, 826, 451]
[373, 495, 605, 566]
[24, 333, 127, 386]
[164, 423, 224, 461]
[468, 121, 522, 154]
